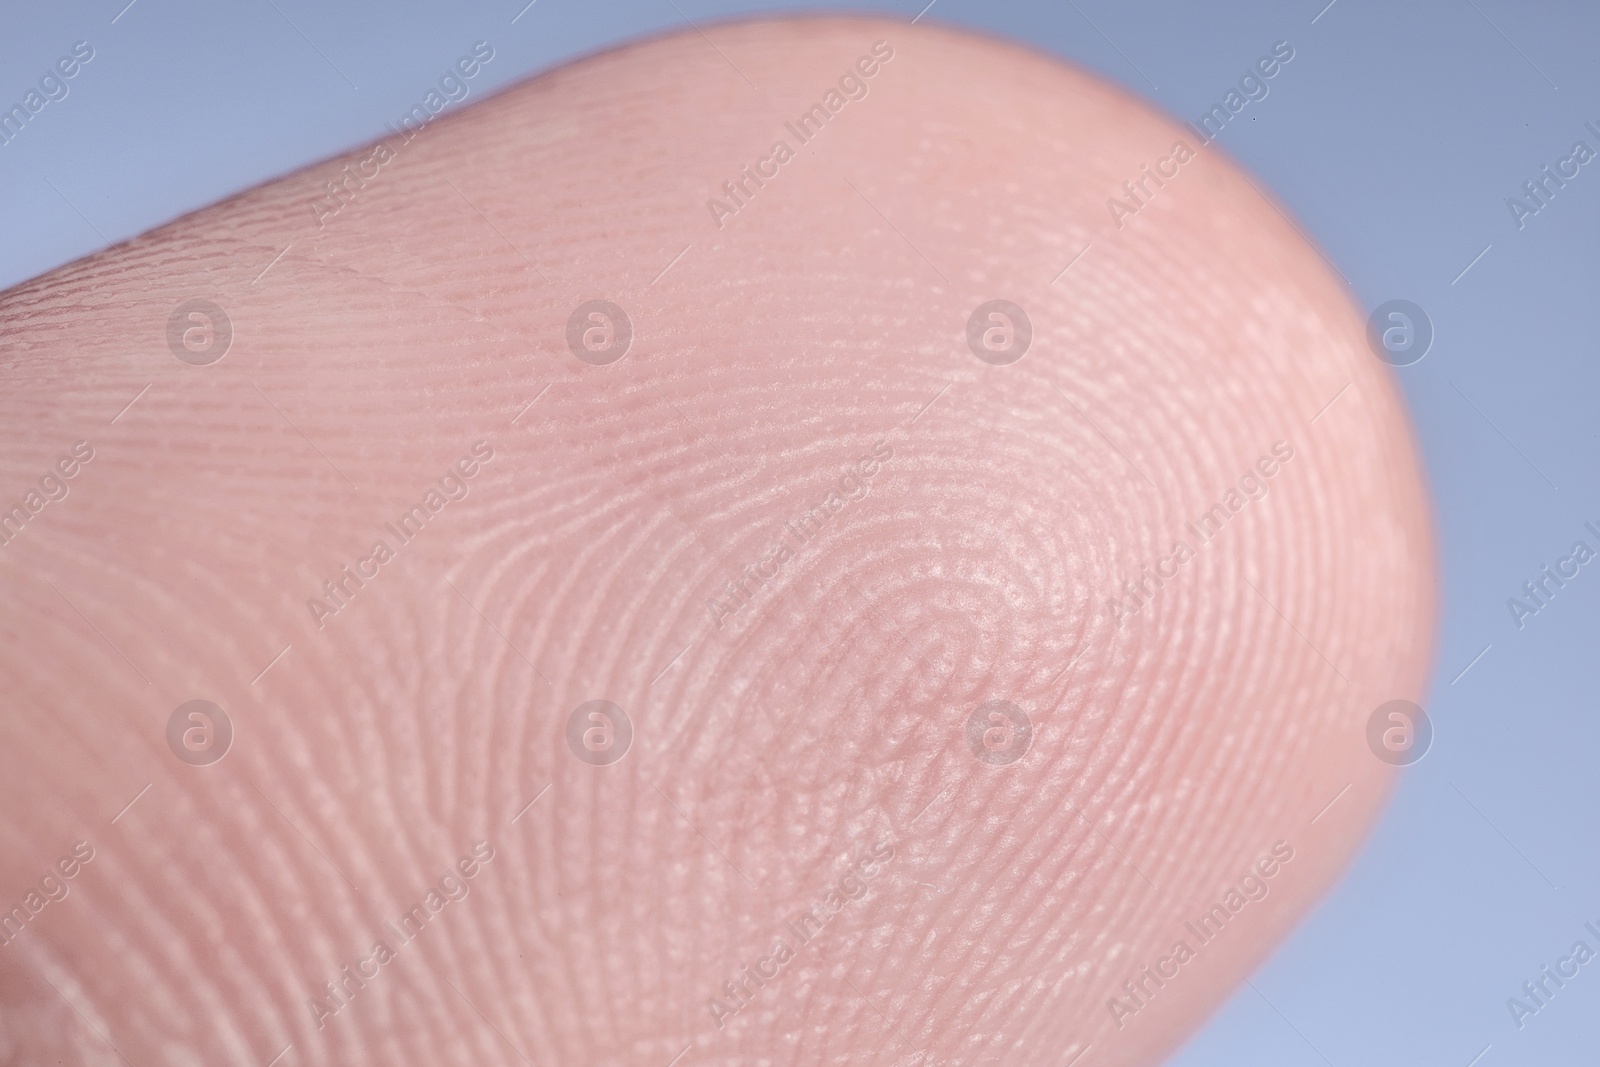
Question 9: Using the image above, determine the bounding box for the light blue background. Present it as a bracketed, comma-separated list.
[3, 1, 1596, 1064]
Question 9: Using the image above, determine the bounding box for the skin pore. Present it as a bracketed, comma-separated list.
[0, 16, 1433, 1067]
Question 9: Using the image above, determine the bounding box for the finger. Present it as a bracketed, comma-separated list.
[0, 16, 1433, 1067]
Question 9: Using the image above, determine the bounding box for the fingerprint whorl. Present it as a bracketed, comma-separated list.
[0, 16, 1432, 1067]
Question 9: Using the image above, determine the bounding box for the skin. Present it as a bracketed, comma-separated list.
[0, 16, 1433, 1067]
